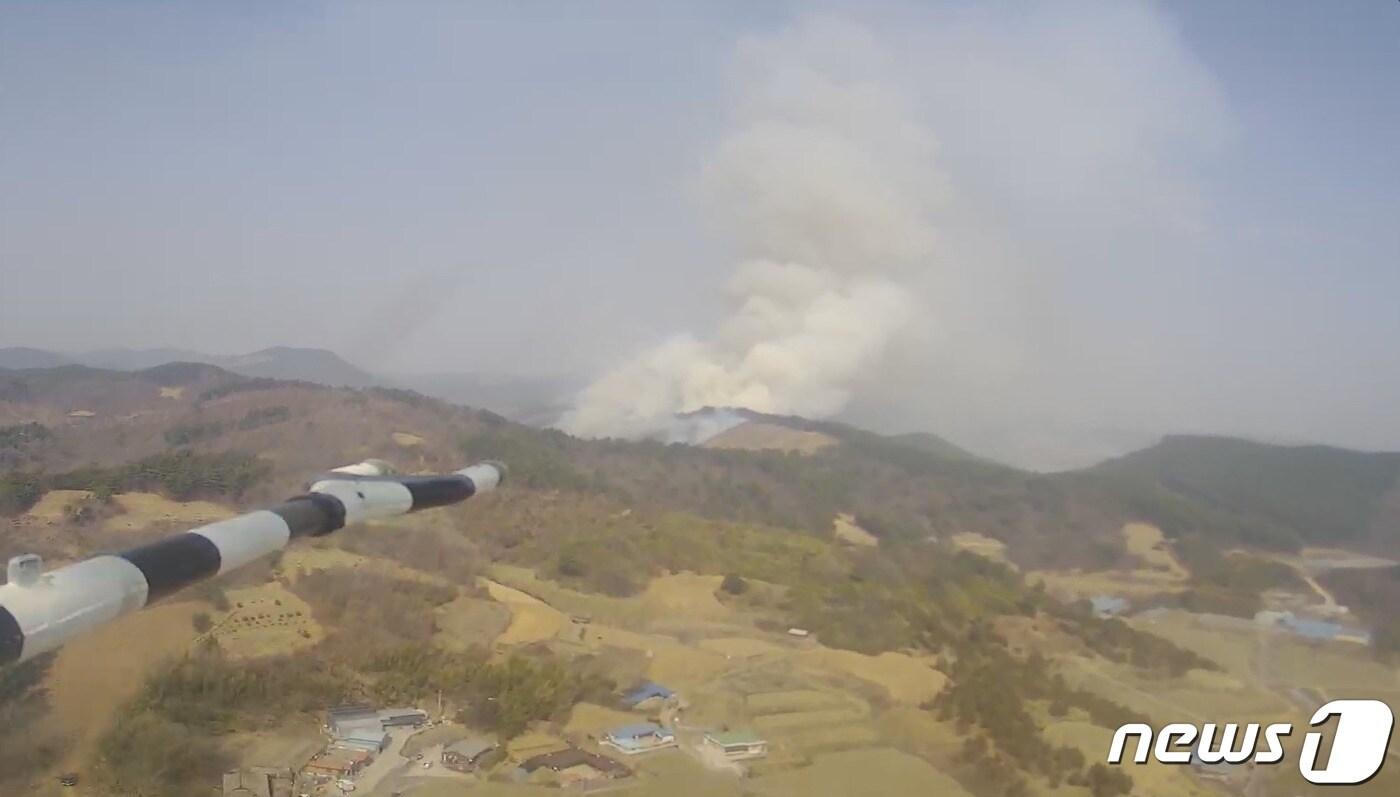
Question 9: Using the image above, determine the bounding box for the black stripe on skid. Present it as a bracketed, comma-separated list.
[120, 533, 223, 602]
[0, 605, 23, 666]
[271, 493, 347, 538]
[401, 475, 474, 510]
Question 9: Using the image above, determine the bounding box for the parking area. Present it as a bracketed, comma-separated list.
[360, 741, 476, 797]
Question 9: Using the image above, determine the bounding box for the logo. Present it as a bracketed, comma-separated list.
[1108, 699, 1394, 785]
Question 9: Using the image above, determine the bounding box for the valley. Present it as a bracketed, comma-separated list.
[1, 364, 1398, 797]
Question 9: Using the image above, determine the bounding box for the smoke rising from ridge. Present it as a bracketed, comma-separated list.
[559, 19, 944, 441]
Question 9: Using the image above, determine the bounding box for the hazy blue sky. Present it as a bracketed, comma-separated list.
[2, 1, 1398, 467]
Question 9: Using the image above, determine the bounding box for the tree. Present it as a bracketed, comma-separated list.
[1084, 763, 1134, 797]
[720, 573, 749, 595]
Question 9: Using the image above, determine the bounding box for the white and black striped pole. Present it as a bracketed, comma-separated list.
[0, 460, 504, 665]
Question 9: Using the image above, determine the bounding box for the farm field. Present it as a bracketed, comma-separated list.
[22, 489, 94, 522]
[795, 648, 946, 705]
[749, 747, 973, 797]
[282, 544, 449, 586]
[483, 578, 570, 645]
[563, 702, 647, 737]
[106, 491, 235, 530]
[433, 594, 511, 650]
[222, 723, 324, 770]
[212, 582, 323, 658]
[701, 421, 838, 454]
[1029, 522, 1191, 602]
[1122, 522, 1189, 580]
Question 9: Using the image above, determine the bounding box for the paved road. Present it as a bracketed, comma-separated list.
[367, 743, 475, 797]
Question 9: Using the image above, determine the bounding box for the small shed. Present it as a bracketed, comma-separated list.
[379, 708, 428, 728]
[703, 729, 768, 761]
[442, 735, 499, 773]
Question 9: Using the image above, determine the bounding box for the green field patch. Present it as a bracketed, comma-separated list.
[780, 722, 880, 755]
[745, 689, 852, 715]
[750, 747, 973, 797]
[753, 707, 869, 733]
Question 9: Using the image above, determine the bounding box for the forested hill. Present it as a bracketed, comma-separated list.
[1089, 434, 1400, 552]
[2, 364, 1399, 564]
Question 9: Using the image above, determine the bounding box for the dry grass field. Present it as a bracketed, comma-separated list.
[584, 623, 733, 689]
[701, 636, 787, 658]
[1058, 632, 1294, 727]
[488, 565, 747, 631]
[281, 545, 447, 585]
[874, 706, 966, 763]
[1029, 568, 1188, 601]
[41, 601, 202, 771]
[832, 513, 878, 547]
[753, 706, 869, 733]
[105, 491, 235, 531]
[563, 702, 648, 737]
[505, 730, 571, 761]
[483, 578, 570, 645]
[702, 421, 838, 454]
[1123, 522, 1189, 580]
[950, 531, 1010, 563]
[488, 565, 646, 627]
[750, 747, 972, 797]
[741, 686, 880, 761]
[746, 689, 850, 715]
[212, 582, 323, 658]
[222, 723, 324, 770]
[638, 572, 733, 620]
[23, 489, 94, 522]
[392, 430, 426, 447]
[406, 754, 748, 797]
[434, 594, 512, 650]
[1028, 522, 1191, 602]
[797, 648, 947, 705]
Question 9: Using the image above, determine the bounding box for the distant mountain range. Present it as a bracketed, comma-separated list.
[5, 346, 1400, 554]
[1, 355, 1397, 559]
[0, 345, 379, 387]
[0, 345, 572, 424]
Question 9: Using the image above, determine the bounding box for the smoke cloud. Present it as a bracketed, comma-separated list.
[559, 19, 944, 441]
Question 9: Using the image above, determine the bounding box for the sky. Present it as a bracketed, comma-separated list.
[2, 1, 1398, 469]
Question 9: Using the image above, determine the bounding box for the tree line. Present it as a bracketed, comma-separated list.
[0, 449, 269, 514]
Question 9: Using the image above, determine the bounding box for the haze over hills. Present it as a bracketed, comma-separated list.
[0, 346, 572, 422]
[2, 363, 1399, 797]
[0, 345, 378, 387]
[2, 360, 1396, 559]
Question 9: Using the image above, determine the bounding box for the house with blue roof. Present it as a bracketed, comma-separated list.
[621, 681, 675, 708]
[601, 723, 677, 755]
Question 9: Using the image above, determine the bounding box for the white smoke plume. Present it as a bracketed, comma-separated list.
[558, 18, 946, 441]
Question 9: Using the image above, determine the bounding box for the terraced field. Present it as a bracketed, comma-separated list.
[213, 582, 323, 658]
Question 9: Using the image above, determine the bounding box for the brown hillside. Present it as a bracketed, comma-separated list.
[703, 420, 839, 454]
